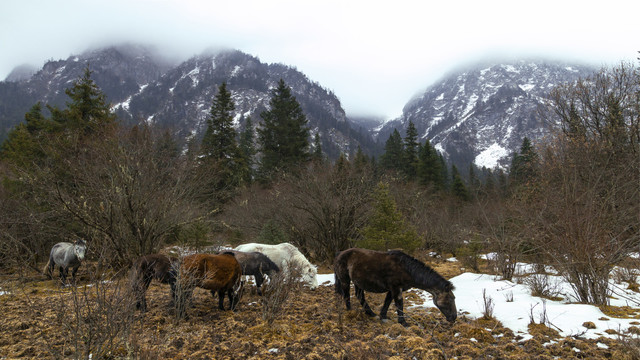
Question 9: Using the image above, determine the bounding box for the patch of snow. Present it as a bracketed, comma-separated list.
[317, 273, 335, 286]
[434, 272, 640, 340]
[435, 93, 444, 101]
[474, 143, 509, 169]
[520, 83, 535, 92]
[231, 65, 241, 77]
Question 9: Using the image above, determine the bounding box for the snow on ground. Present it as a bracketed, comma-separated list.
[316, 260, 640, 341]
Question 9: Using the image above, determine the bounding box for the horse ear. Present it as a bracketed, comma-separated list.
[444, 282, 455, 292]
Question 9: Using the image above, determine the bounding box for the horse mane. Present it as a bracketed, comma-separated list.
[387, 250, 454, 292]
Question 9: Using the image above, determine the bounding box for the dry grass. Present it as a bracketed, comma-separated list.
[0, 262, 635, 359]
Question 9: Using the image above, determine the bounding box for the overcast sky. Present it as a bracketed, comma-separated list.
[0, 0, 637, 118]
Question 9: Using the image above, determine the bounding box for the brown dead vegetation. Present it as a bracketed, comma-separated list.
[1, 262, 637, 360]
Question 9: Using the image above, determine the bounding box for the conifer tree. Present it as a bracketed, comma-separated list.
[238, 117, 256, 182]
[353, 145, 368, 171]
[200, 82, 246, 191]
[312, 132, 324, 162]
[451, 164, 469, 201]
[258, 79, 310, 177]
[417, 139, 444, 189]
[510, 137, 538, 185]
[358, 182, 420, 252]
[403, 121, 419, 180]
[380, 129, 404, 172]
[61, 66, 116, 134]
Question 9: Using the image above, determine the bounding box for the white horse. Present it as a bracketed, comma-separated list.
[234, 242, 318, 289]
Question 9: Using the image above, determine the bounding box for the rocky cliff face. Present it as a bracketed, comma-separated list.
[1, 45, 369, 159]
[376, 60, 596, 169]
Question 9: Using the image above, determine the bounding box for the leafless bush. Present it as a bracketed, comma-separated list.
[456, 240, 483, 272]
[528, 300, 550, 326]
[524, 274, 562, 299]
[613, 266, 639, 286]
[481, 288, 494, 320]
[261, 261, 303, 324]
[530, 62, 640, 305]
[618, 330, 640, 359]
[504, 291, 514, 302]
[54, 273, 138, 359]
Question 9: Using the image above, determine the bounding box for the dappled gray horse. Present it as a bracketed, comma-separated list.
[43, 239, 87, 285]
[227, 250, 280, 295]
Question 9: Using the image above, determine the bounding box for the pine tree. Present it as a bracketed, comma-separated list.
[353, 145, 368, 171]
[312, 132, 324, 162]
[451, 164, 469, 201]
[510, 137, 538, 185]
[61, 66, 116, 134]
[358, 182, 420, 252]
[403, 121, 419, 180]
[258, 79, 310, 177]
[417, 139, 444, 189]
[238, 117, 256, 183]
[380, 129, 404, 172]
[200, 82, 246, 191]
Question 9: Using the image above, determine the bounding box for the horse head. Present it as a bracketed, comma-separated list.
[74, 239, 87, 261]
[430, 284, 457, 323]
[301, 263, 318, 290]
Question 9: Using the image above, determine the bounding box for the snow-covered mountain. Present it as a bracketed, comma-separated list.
[376, 60, 597, 170]
[0, 45, 373, 159]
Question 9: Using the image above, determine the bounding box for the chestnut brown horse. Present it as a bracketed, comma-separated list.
[130, 254, 178, 312]
[334, 248, 457, 326]
[181, 252, 243, 312]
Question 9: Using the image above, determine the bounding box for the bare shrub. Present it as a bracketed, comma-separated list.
[223, 161, 375, 263]
[504, 291, 514, 302]
[529, 63, 640, 305]
[261, 261, 303, 325]
[524, 274, 562, 300]
[481, 288, 495, 320]
[456, 240, 483, 272]
[618, 330, 640, 359]
[55, 274, 138, 359]
[528, 300, 549, 326]
[613, 266, 639, 286]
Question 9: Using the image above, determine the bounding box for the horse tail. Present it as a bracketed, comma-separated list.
[333, 249, 352, 295]
[334, 273, 343, 295]
[43, 246, 56, 279]
[43, 257, 53, 279]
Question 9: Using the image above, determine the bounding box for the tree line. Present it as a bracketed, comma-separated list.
[0, 61, 638, 307]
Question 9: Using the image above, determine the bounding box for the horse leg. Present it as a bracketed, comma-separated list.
[392, 290, 408, 327]
[255, 274, 263, 296]
[380, 292, 394, 320]
[228, 289, 239, 311]
[71, 265, 80, 285]
[137, 276, 153, 312]
[216, 289, 226, 310]
[59, 266, 67, 286]
[354, 286, 375, 317]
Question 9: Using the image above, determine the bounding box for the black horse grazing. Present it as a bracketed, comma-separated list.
[227, 250, 280, 295]
[334, 248, 457, 326]
[130, 254, 178, 312]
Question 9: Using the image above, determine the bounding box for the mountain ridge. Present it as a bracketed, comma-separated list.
[375, 59, 597, 169]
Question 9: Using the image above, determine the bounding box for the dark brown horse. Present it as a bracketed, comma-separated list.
[181, 252, 243, 312]
[130, 254, 178, 312]
[334, 248, 457, 326]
